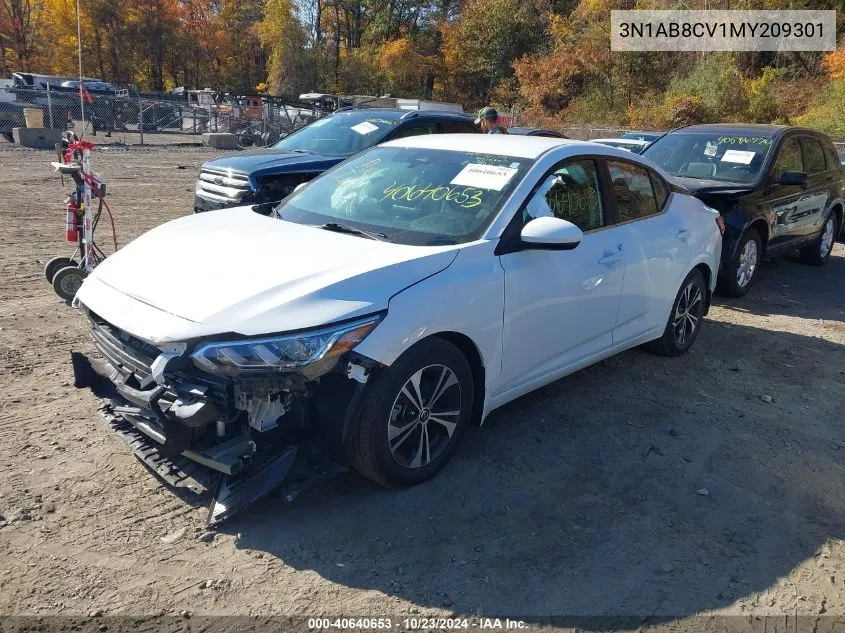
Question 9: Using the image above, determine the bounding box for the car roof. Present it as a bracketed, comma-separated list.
[592, 138, 649, 145]
[508, 127, 565, 137]
[381, 133, 584, 158]
[665, 123, 806, 138]
[329, 107, 473, 121]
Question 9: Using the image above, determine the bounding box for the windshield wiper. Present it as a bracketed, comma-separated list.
[317, 222, 391, 242]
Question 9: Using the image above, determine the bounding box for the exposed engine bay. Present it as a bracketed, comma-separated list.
[72, 304, 378, 524]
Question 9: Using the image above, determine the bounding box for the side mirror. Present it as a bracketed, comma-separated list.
[293, 182, 307, 193]
[778, 170, 807, 186]
[520, 216, 583, 250]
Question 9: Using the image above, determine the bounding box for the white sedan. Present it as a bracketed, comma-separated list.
[73, 134, 722, 519]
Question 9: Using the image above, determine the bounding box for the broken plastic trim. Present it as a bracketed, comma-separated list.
[207, 446, 298, 525]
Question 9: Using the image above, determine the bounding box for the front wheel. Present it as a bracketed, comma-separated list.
[351, 338, 474, 487]
[648, 269, 707, 357]
[800, 213, 838, 266]
[718, 228, 762, 298]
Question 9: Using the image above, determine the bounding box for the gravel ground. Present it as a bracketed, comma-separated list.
[0, 145, 843, 629]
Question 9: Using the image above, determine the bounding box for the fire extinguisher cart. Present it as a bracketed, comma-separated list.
[46, 139, 117, 302]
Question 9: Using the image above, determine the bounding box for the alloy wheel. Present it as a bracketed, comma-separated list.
[736, 239, 758, 288]
[673, 281, 703, 346]
[387, 364, 462, 469]
[820, 217, 835, 258]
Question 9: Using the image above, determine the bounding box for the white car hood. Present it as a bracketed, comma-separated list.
[77, 207, 459, 342]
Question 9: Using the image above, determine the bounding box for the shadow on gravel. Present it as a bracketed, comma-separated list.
[713, 247, 845, 323]
[216, 248, 845, 624]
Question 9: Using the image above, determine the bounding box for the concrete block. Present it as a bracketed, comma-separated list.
[12, 127, 62, 149]
[202, 133, 239, 149]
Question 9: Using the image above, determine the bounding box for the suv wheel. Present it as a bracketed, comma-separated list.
[800, 213, 838, 266]
[718, 228, 762, 298]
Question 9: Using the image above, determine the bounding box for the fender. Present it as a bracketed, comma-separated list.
[721, 206, 770, 261]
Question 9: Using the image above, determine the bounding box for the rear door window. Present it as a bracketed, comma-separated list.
[800, 137, 827, 174]
[649, 172, 669, 210]
[441, 120, 478, 134]
[607, 161, 660, 222]
[822, 141, 840, 171]
[389, 122, 440, 139]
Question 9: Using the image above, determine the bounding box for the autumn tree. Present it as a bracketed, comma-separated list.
[379, 34, 439, 97]
[0, 0, 48, 72]
[442, 0, 549, 106]
[260, 0, 315, 95]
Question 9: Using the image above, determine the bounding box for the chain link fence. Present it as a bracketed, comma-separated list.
[0, 85, 331, 147]
[3, 85, 844, 153]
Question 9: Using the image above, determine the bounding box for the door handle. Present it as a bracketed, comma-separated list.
[598, 252, 622, 266]
[676, 228, 690, 241]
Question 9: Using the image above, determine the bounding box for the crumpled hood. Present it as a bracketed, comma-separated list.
[203, 149, 341, 176]
[668, 176, 755, 197]
[77, 207, 459, 340]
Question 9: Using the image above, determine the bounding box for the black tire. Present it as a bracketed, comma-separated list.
[2, 132, 13, 143]
[800, 213, 838, 266]
[52, 266, 87, 302]
[351, 337, 474, 487]
[718, 227, 762, 298]
[44, 257, 78, 283]
[648, 269, 707, 357]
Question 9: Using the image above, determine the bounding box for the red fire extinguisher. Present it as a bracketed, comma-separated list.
[65, 193, 79, 243]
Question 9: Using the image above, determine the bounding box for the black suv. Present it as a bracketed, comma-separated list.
[643, 124, 844, 296]
[194, 108, 479, 214]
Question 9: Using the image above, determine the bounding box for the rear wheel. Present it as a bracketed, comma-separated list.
[718, 228, 762, 298]
[52, 266, 86, 302]
[351, 338, 473, 487]
[44, 257, 78, 283]
[800, 213, 838, 266]
[648, 269, 707, 357]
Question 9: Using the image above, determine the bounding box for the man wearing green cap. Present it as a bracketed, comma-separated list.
[475, 106, 508, 134]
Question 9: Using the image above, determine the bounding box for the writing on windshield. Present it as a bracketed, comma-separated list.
[277, 147, 533, 246]
[644, 132, 774, 183]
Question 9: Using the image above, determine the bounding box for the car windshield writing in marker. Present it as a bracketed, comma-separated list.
[275, 146, 532, 246]
[643, 133, 774, 182]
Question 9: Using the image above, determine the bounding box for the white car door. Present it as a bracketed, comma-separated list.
[498, 159, 626, 393]
[605, 159, 688, 342]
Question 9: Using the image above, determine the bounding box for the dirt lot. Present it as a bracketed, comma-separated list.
[0, 145, 843, 628]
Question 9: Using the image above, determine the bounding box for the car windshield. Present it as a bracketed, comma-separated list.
[643, 132, 775, 183]
[275, 146, 533, 246]
[273, 112, 401, 157]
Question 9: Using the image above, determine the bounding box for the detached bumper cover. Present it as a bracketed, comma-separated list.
[73, 351, 346, 525]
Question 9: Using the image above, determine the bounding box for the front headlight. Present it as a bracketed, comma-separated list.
[190, 315, 382, 377]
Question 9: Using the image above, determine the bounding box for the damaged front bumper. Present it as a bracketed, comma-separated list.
[72, 307, 377, 525]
